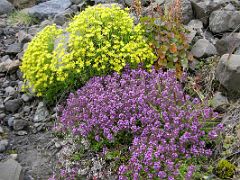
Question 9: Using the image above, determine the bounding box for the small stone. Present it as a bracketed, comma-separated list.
[17, 31, 32, 44]
[13, 119, 28, 131]
[191, 39, 217, 58]
[16, 130, 28, 136]
[8, 116, 15, 127]
[33, 102, 49, 122]
[21, 94, 33, 102]
[0, 126, 4, 134]
[5, 86, 16, 96]
[0, 60, 21, 73]
[10, 154, 18, 160]
[5, 43, 22, 54]
[212, 92, 229, 112]
[5, 99, 23, 113]
[0, 139, 8, 153]
[0, 55, 11, 62]
[188, 19, 203, 30]
[91, 160, 102, 172]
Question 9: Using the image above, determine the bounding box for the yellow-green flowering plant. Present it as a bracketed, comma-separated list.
[20, 5, 155, 102]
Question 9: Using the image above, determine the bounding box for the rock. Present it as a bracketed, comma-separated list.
[0, 60, 21, 73]
[13, 119, 28, 131]
[216, 54, 240, 91]
[188, 19, 203, 30]
[70, 0, 83, 4]
[178, 0, 194, 24]
[209, 10, 240, 33]
[5, 86, 16, 96]
[212, 92, 229, 112]
[91, 159, 102, 172]
[0, 126, 4, 134]
[0, 55, 11, 62]
[190, 0, 223, 26]
[53, 8, 74, 26]
[8, 116, 15, 127]
[124, 0, 148, 7]
[33, 102, 49, 122]
[16, 130, 28, 136]
[0, 159, 24, 180]
[8, 0, 37, 9]
[215, 33, 240, 55]
[17, 31, 32, 45]
[234, 46, 240, 55]
[25, 0, 72, 20]
[0, 139, 8, 152]
[191, 39, 217, 58]
[5, 43, 22, 54]
[0, 0, 14, 15]
[21, 94, 33, 102]
[5, 99, 23, 113]
[224, 3, 236, 11]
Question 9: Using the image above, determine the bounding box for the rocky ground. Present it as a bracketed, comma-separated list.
[0, 0, 240, 179]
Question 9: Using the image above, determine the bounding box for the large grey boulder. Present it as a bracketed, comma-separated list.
[0, 159, 24, 180]
[0, 0, 14, 15]
[191, 39, 217, 58]
[216, 54, 240, 91]
[25, 0, 72, 19]
[209, 10, 240, 33]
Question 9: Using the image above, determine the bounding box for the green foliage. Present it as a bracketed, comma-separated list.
[20, 5, 155, 102]
[140, 13, 193, 77]
[8, 11, 38, 26]
[215, 159, 236, 179]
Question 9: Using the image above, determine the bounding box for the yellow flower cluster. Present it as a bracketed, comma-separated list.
[20, 25, 63, 98]
[20, 5, 156, 101]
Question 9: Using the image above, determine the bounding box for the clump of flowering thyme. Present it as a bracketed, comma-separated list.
[55, 67, 222, 179]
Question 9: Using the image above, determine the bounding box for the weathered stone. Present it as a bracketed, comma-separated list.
[0, 60, 21, 73]
[13, 119, 28, 131]
[191, 0, 224, 25]
[188, 19, 203, 30]
[209, 10, 240, 33]
[33, 102, 49, 122]
[21, 94, 33, 102]
[216, 54, 240, 91]
[5, 99, 23, 113]
[25, 0, 72, 19]
[6, 43, 22, 54]
[0, 139, 8, 152]
[215, 33, 240, 55]
[212, 92, 229, 112]
[17, 31, 32, 44]
[191, 39, 217, 58]
[70, 0, 83, 4]
[0, 0, 14, 15]
[5, 86, 16, 96]
[53, 8, 73, 26]
[0, 159, 23, 180]
[8, 0, 36, 9]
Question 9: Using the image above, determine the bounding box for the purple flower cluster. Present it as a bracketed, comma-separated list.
[57, 67, 220, 179]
